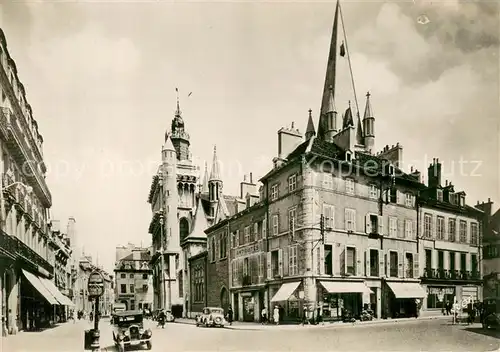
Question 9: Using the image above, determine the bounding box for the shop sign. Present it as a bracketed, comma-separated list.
[88, 271, 104, 297]
[235, 244, 260, 258]
[427, 287, 455, 295]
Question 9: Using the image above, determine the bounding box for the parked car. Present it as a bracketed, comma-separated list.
[482, 297, 500, 330]
[152, 309, 175, 323]
[196, 307, 226, 328]
[112, 310, 152, 351]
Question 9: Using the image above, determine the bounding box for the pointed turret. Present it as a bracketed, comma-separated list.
[363, 92, 375, 151]
[162, 134, 176, 162]
[208, 145, 223, 216]
[186, 196, 209, 240]
[305, 109, 316, 140]
[201, 162, 209, 194]
[317, 0, 340, 141]
[342, 101, 354, 129]
[324, 85, 338, 141]
[356, 112, 364, 146]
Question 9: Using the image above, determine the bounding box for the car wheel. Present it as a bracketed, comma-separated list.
[146, 341, 152, 350]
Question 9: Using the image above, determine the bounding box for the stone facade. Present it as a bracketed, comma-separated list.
[477, 200, 499, 299]
[188, 251, 207, 318]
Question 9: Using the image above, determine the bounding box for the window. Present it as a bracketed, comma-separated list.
[449, 252, 456, 272]
[180, 218, 189, 241]
[271, 250, 279, 277]
[142, 284, 148, 292]
[471, 254, 478, 274]
[130, 284, 135, 293]
[142, 274, 148, 280]
[120, 284, 126, 293]
[389, 251, 398, 277]
[345, 178, 355, 195]
[389, 188, 397, 203]
[405, 220, 413, 239]
[237, 230, 242, 247]
[427, 287, 455, 309]
[346, 247, 356, 275]
[288, 174, 297, 192]
[324, 245, 333, 275]
[211, 238, 216, 261]
[220, 233, 227, 259]
[272, 215, 279, 236]
[438, 250, 444, 270]
[437, 190, 443, 202]
[405, 193, 413, 207]
[424, 213, 432, 238]
[470, 223, 478, 245]
[368, 214, 378, 234]
[369, 185, 378, 199]
[323, 204, 334, 229]
[405, 253, 414, 278]
[271, 184, 279, 201]
[425, 249, 432, 271]
[120, 273, 126, 279]
[259, 254, 265, 279]
[243, 258, 249, 277]
[436, 216, 445, 241]
[288, 246, 298, 276]
[448, 219, 456, 242]
[130, 300, 135, 310]
[130, 273, 134, 279]
[244, 226, 251, 244]
[288, 208, 296, 238]
[345, 208, 356, 232]
[369, 249, 379, 277]
[322, 173, 334, 189]
[389, 217, 398, 237]
[460, 253, 466, 273]
[178, 272, 183, 297]
[459, 220, 467, 243]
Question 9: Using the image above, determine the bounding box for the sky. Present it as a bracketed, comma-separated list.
[0, 0, 498, 273]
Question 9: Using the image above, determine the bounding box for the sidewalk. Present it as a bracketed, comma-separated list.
[174, 314, 451, 331]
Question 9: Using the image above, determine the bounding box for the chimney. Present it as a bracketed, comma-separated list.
[475, 198, 494, 217]
[240, 173, 257, 198]
[427, 158, 442, 188]
[51, 220, 61, 233]
[132, 249, 141, 261]
[410, 169, 421, 183]
[277, 125, 303, 160]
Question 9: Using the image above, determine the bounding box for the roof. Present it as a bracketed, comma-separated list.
[120, 251, 151, 262]
[184, 197, 209, 241]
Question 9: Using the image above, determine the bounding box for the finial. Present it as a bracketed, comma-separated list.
[214, 145, 217, 153]
[291, 122, 295, 129]
[366, 91, 370, 98]
[175, 88, 181, 116]
[348, 100, 351, 107]
[308, 108, 312, 116]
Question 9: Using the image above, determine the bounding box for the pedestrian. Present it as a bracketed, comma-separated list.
[89, 311, 93, 322]
[273, 306, 280, 325]
[226, 306, 233, 326]
[73, 310, 77, 324]
[316, 308, 323, 325]
[261, 306, 267, 325]
[446, 301, 452, 316]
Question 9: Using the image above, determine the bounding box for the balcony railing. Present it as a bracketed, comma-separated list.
[423, 268, 481, 281]
[0, 229, 53, 274]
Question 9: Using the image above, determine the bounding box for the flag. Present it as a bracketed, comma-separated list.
[188, 92, 192, 97]
[340, 41, 346, 57]
[175, 87, 178, 92]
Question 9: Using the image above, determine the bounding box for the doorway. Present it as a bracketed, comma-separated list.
[220, 287, 229, 313]
[233, 294, 239, 321]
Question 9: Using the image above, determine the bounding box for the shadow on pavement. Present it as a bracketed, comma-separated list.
[464, 327, 500, 339]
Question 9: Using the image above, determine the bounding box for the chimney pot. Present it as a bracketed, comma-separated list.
[488, 198, 491, 202]
[250, 172, 253, 183]
[291, 122, 295, 129]
[243, 175, 247, 182]
[410, 166, 414, 172]
[437, 158, 439, 164]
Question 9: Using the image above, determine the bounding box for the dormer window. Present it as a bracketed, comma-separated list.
[436, 189, 443, 202]
[459, 195, 465, 207]
[449, 193, 456, 205]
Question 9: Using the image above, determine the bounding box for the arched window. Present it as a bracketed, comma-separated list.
[180, 218, 189, 241]
[220, 287, 229, 312]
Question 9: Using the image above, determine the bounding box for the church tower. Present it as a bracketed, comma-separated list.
[161, 134, 180, 253]
[169, 97, 191, 161]
[362, 92, 375, 152]
[208, 146, 222, 217]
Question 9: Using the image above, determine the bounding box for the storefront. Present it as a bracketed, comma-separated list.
[269, 281, 303, 323]
[318, 280, 373, 320]
[234, 288, 265, 323]
[383, 280, 426, 318]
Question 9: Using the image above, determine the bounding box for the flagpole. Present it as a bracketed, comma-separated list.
[339, 2, 360, 118]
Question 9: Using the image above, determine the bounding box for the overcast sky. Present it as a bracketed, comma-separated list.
[0, 0, 498, 272]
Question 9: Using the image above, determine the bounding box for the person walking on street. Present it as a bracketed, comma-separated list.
[261, 307, 268, 325]
[226, 306, 233, 326]
[89, 311, 93, 322]
[273, 306, 280, 325]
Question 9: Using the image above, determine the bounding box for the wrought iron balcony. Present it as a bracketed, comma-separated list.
[423, 267, 481, 281]
[0, 229, 53, 274]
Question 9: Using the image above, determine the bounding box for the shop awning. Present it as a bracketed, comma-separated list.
[320, 281, 373, 295]
[39, 277, 75, 307]
[22, 269, 59, 305]
[270, 281, 301, 302]
[387, 282, 426, 299]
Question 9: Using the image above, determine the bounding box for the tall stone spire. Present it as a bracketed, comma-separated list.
[363, 91, 375, 151]
[317, 0, 340, 141]
[209, 145, 221, 181]
[201, 162, 209, 194]
[305, 109, 316, 140]
[356, 112, 364, 145]
[342, 101, 354, 129]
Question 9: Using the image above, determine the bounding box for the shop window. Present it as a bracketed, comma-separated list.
[369, 249, 379, 277]
[427, 287, 455, 309]
[389, 251, 398, 277]
[324, 245, 333, 275]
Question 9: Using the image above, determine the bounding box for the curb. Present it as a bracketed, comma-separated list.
[175, 315, 451, 331]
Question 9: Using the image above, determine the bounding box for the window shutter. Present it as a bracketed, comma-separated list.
[384, 253, 388, 277]
[339, 247, 346, 276]
[352, 210, 357, 231]
[319, 245, 325, 275]
[344, 209, 349, 230]
[356, 248, 362, 276]
[365, 214, 372, 234]
[412, 195, 416, 207]
[278, 249, 283, 277]
[398, 251, 404, 278]
[413, 252, 419, 279]
[283, 247, 289, 277]
[378, 251, 384, 277]
[413, 220, 417, 240]
[365, 250, 370, 277]
[266, 252, 272, 279]
[398, 219, 404, 238]
[263, 219, 267, 239]
[396, 190, 401, 204]
[378, 215, 383, 235]
[254, 223, 259, 241]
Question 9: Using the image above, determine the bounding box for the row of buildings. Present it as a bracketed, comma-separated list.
[0, 28, 114, 335]
[146, 1, 495, 323]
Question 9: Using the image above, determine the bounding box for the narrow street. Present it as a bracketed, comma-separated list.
[0, 318, 498, 352]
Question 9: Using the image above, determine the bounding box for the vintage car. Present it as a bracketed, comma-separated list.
[112, 310, 152, 351]
[196, 307, 226, 328]
[482, 297, 500, 330]
[152, 309, 175, 323]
